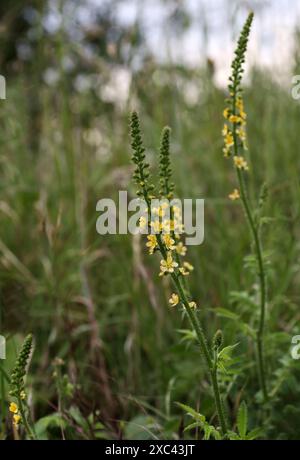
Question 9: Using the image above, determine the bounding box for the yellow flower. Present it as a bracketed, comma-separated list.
[152, 206, 165, 218]
[223, 147, 231, 158]
[234, 155, 249, 170]
[162, 234, 176, 251]
[150, 220, 161, 233]
[9, 402, 18, 414]
[183, 261, 194, 272]
[222, 124, 228, 136]
[236, 97, 244, 111]
[146, 235, 158, 254]
[228, 188, 240, 200]
[172, 206, 181, 217]
[13, 414, 21, 426]
[174, 221, 184, 233]
[161, 219, 175, 233]
[224, 132, 234, 148]
[20, 391, 26, 400]
[159, 253, 178, 276]
[229, 114, 242, 124]
[139, 216, 147, 228]
[188, 301, 197, 309]
[236, 97, 247, 120]
[179, 267, 189, 276]
[236, 126, 246, 142]
[239, 110, 247, 121]
[160, 202, 169, 210]
[223, 108, 230, 119]
[169, 293, 179, 307]
[176, 242, 187, 256]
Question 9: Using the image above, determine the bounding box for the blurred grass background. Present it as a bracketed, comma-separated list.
[0, 0, 300, 440]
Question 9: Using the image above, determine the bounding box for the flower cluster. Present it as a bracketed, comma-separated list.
[9, 402, 22, 427]
[130, 112, 198, 310]
[222, 96, 247, 158]
[9, 334, 33, 399]
[223, 12, 253, 199]
[146, 203, 194, 282]
[159, 127, 175, 199]
[130, 112, 230, 436]
[130, 111, 155, 200]
[228, 188, 240, 201]
[9, 334, 32, 429]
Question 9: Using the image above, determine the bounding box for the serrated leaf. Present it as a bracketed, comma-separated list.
[176, 402, 205, 423]
[237, 401, 248, 438]
[204, 425, 213, 440]
[229, 291, 257, 309]
[176, 329, 197, 343]
[240, 322, 256, 339]
[214, 307, 240, 321]
[183, 422, 203, 432]
[228, 431, 241, 440]
[246, 427, 263, 440]
[218, 343, 239, 360]
[34, 413, 66, 440]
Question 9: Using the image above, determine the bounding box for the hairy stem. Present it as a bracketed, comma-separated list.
[236, 170, 268, 401]
[171, 272, 228, 435]
[155, 234, 228, 435]
[17, 396, 36, 440]
[232, 92, 268, 401]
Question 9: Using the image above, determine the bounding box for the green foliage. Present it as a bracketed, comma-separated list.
[228, 12, 254, 95]
[130, 111, 154, 199]
[0, 1, 299, 441]
[177, 403, 222, 440]
[213, 329, 223, 350]
[9, 334, 33, 398]
[216, 343, 239, 374]
[227, 402, 263, 440]
[159, 127, 174, 198]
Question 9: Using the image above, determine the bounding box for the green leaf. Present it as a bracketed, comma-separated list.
[229, 291, 257, 309]
[176, 329, 197, 343]
[218, 343, 239, 358]
[246, 427, 263, 440]
[34, 413, 66, 440]
[124, 415, 158, 440]
[227, 431, 241, 440]
[203, 424, 213, 440]
[214, 307, 240, 321]
[237, 401, 248, 439]
[176, 402, 205, 423]
[183, 422, 203, 432]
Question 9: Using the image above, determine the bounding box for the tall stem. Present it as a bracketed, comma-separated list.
[171, 271, 228, 435]
[17, 396, 36, 440]
[136, 133, 228, 435]
[232, 91, 268, 401]
[155, 235, 227, 434]
[236, 171, 268, 401]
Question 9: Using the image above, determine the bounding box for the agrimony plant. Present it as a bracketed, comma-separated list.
[9, 334, 36, 439]
[222, 12, 269, 401]
[178, 400, 261, 441]
[130, 112, 228, 436]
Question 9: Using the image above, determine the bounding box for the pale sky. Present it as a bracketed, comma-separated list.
[43, 0, 300, 95]
[88, 0, 300, 86]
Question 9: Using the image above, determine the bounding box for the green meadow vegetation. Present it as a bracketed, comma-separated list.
[0, 1, 300, 440]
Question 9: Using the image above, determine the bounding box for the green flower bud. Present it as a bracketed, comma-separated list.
[213, 330, 223, 350]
